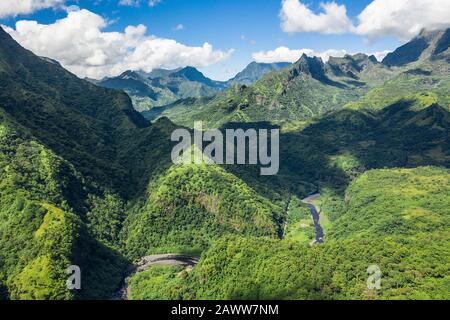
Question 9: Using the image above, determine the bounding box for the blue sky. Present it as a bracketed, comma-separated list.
[2, 0, 443, 80]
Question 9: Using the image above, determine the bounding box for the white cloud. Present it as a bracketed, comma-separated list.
[355, 0, 450, 40]
[279, 0, 450, 41]
[280, 0, 354, 34]
[252, 46, 393, 63]
[372, 50, 391, 62]
[4, 9, 233, 79]
[0, 0, 65, 18]
[252, 46, 348, 63]
[148, 0, 161, 7]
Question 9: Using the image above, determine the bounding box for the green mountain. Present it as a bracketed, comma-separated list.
[1, 22, 450, 301]
[122, 163, 283, 259]
[383, 29, 450, 67]
[93, 67, 227, 112]
[346, 30, 450, 113]
[129, 166, 450, 300]
[0, 26, 287, 299]
[227, 62, 291, 85]
[126, 28, 450, 298]
[95, 62, 293, 113]
[144, 53, 394, 127]
[145, 29, 450, 128]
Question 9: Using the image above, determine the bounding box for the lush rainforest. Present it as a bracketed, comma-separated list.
[0, 25, 449, 300]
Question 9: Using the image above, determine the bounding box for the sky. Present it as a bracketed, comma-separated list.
[1, 0, 449, 80]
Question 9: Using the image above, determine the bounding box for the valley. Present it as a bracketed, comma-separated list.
[301, 194, 324, 244]
[0, 23, 449, 301]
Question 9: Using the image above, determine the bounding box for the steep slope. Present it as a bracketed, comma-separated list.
[145, 53, 392, 127]
[122, 163, 284, 259]
[0, 26, 161, 299]
[129, 167, 450, 300]
[146, 30, 450, 128]
[278, 96, 450, 192]
[171, 67, 224, 87]
[383, 29, 450, 67]
[0, 27, 153, 196]
[348, 31, 450, 113]
[0, 26, 289, 299]
[327, 53, 393, 86]
[0, 117, 127, 299]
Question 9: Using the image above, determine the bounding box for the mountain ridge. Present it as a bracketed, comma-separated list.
[0, 24, 449, 301]
[383, 28, 450, 67]
[146, 28, 450, 127]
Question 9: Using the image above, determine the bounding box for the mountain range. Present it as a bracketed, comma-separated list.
[145, 29, 450, 127]
[91, 62, 290, 112]
[0, 24, 449, 301]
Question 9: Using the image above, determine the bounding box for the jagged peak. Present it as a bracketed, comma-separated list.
[118, 70, 142, 79]
[172, 66, 205, 79]
[290, 54, 326, 81]
[294, 53, 323, 65]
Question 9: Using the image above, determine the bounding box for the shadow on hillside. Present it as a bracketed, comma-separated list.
[221, 99, 450, 200]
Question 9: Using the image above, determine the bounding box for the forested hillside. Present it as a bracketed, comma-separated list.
[122, 163, 283, 259]
[0, 115, 127, 299]
[145, 29, 449, 128]
[0, 23, 449, 301]
[129, 167, 450, 300]
[144, 53, 395, 126]
[125, 30, 450, 301]
[0, 26, 286, 299]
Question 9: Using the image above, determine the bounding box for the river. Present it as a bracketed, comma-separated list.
[301, 193, 324, 244]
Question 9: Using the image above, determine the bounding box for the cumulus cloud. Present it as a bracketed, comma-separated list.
[355, 0, 450, 40]
[252, 46, 348, 63]
[3, 9, 233, 79]
[0, 0, 65, 18]
[280, 0, 354, 34]
[280, 0, 450, 40]
[252, 46, 393, 63]
[372, 50, 391, 62]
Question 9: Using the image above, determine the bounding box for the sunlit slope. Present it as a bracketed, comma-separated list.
[122, 163, 284, 259]
[130, 167, 449, 300]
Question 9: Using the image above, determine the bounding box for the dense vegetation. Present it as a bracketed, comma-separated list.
[128, 265, 192, 300]
[122, 163, 283, 259]
[283, 196, 315, 244]
[0, 120, 127, 299]
[144, 53, 393, 127]
[130, 167, 449, 300]
[125, 29, 450, 300]
[0, 26, 290, 299]
[0, 25, 449, 300]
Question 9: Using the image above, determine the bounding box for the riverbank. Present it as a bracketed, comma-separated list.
[113, 254, 199, 300]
